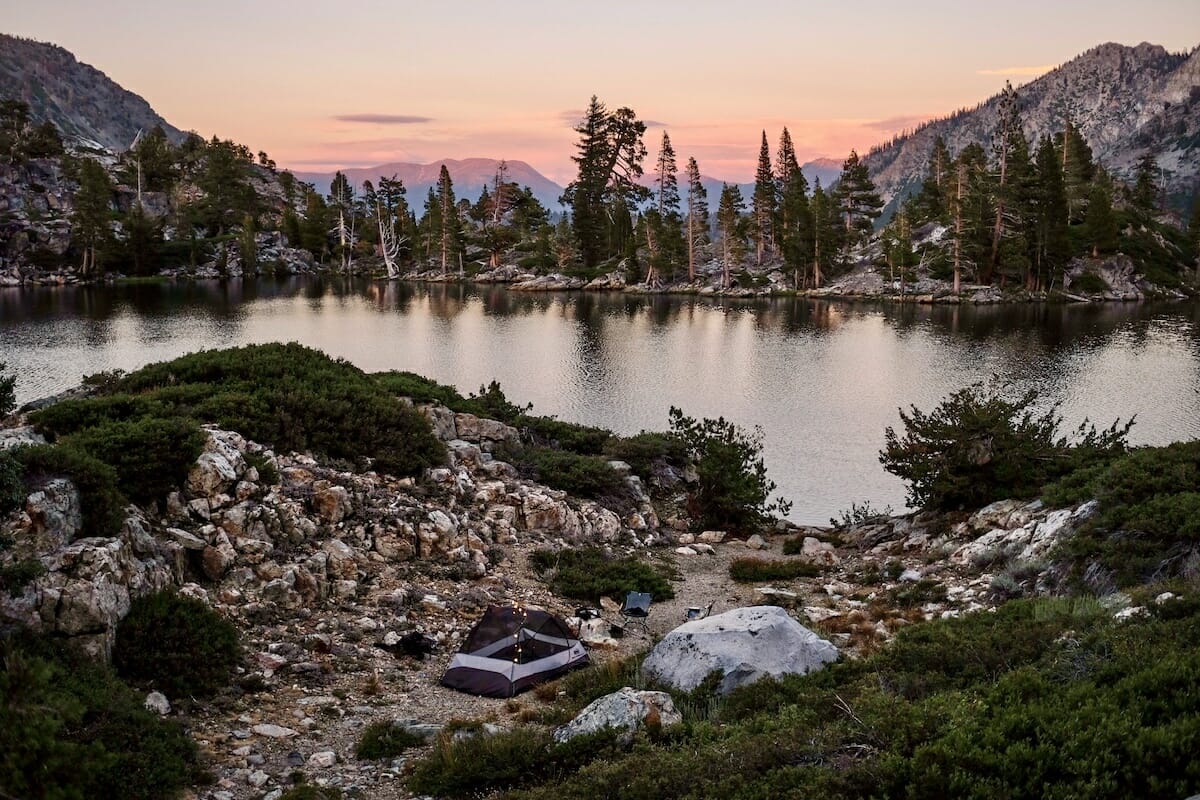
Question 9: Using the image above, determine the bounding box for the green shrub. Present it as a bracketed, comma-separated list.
[80, 343, 445, 478]
[408, 726, 627, 799]
[881, 382, 1131, 511]
[525, 447, 624, 499]
[728, 557, 822, 583]
[887, 578, 948, 608]
[0, 633, 202, 800]
[0, 558, 46, 596]
[278, 786, 343, 800]
[529, 547, 676, 602]
[373, 371, 467, 407]
[669, 407, 791, 533]
[0, 450, 24, 515]
[113, 591, 240, 699]
[355, 721, 426, 760]
[63, 418, 205, 506]
[14, 445, 126, 538]
[1071, 270, 1109, 294]
[244, 451, 279, 486]
[603, 432, 689, 479]
[1050, 440, 1200, 586]
[520, 416, 612, 455]
[0, 361, 14, 417]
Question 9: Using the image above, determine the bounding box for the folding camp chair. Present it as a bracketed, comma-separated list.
[618, 591, 652, 635]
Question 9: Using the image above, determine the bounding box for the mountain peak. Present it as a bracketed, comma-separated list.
[0, 33, 183, 150]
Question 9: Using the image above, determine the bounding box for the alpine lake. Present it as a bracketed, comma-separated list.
[2, 277, 1198, 525]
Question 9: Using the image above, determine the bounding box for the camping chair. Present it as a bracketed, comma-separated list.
[618, 591, 652, 635]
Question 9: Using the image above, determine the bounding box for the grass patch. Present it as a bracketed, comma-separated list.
[529, 547, 676, 603]
[355, 721, 426, 760]
[728, 557, 822, 583]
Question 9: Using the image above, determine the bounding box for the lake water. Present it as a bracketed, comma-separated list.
[2, 277, 1198, 524]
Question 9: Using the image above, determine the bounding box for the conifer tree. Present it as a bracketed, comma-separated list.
[882, 209, 916, 293]
[436, 165, 460, 274]
[775, 128, 812, 287]
[917, 136, 953, 221]
[987, 82, 1027, 283]
[809, 179, 840, 288]
[645, 131, 682, 284]
[717, 183, 745, 288]
[1056, 118, 1094, 224]
[1032, 136, 1070, 290]
[422, 187, 442, 261]
[1131, 153, 1160, 215]
[833, 150, 882, 257]
[751, 131, 776, 265]
[72, 158, 114, 276]
[685, 157, 708, 282]
[1085, 172, 1119, 257]
[561, 96, 648, 268]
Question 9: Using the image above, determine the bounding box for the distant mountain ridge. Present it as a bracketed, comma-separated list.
[0, 33, 183, 150]
[292, 159, 567, 210]
[862, 41, 1200, 215]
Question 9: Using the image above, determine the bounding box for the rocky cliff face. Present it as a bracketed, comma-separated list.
[0, 33, 184, 150]
[863, 42, 1200, 215]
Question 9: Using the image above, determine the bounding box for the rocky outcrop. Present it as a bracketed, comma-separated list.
[553, 687, 682, 744]
[642, 605, 839, 695]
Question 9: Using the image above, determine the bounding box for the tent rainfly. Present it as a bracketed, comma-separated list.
[441, 605, 589, 697]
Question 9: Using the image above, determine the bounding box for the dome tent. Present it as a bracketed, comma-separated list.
[441, 605, 589, 697]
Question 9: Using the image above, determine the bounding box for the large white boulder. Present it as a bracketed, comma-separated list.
[642, 605, 838, 695]
[553, 687, 682, 744]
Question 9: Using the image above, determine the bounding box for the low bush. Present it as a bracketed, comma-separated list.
[354, 721, 426, 760]
[278, 786, 343, 800]
[0, 361, 14, 417]
[0, 450, 24, 515]
[0, 633, 203, 800]
[524, 448, 624, 499]
[63, 418, 205, 506]
[374, 370, 468, 407]
[113, 591, 240, 699]
[497, 597, 1200, 800]
[728, 557, 822, 583]
[408, 726, 627, 799]
[1071, 270, 1109, 294]
[14, 444, 126, 538]
[521, 416, 612, 455]
[0, 558, 46, 596]
[79, 344, 446, 479]
[603, 432, 689, 479]
[529, 547, 676, 602]
[1048, 440, 1200, 586]
[670, 407, 790, 533]
[881, 381, 1131, 512]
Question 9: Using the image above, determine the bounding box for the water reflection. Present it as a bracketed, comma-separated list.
[2, 278, 1197, 523]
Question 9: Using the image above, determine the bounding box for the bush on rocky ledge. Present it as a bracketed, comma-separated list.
[529, 547, 676, 603]
[113, 591, 240, 700]
[37, 343, 445, 480]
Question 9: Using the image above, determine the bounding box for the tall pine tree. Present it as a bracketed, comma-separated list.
[751, 131, 776, 265]
[717, 183, 745, 288]
[775, 128, 812, 288]
[1032, 136, 1070, 291]
[685, 156, 708, 282]
[833, 150, 882, 258]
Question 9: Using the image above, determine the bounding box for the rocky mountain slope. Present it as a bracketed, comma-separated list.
[863, 42, 1200, 215]
[0, 33, 183, 150]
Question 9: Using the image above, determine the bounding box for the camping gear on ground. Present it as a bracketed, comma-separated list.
[441, 605, 589, 697]
[685, 600, 716, 621]
[575, 606, 601, 620]
[618, 591, 653, 634]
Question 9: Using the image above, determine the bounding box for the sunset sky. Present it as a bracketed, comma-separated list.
[8, 0, 1199, 182]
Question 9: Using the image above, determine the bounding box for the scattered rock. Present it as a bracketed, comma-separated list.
[553, 687, 682, 744]
[144, 691, 171, 715]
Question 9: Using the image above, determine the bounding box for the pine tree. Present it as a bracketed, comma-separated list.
[987, 82, 1026, 283]
[685, 157, 708, 282]
[300, 189, 330, 260]
[775, 128, 811, 287]
[561, 96, 648, 268]
[716, 183, 745, 288]
[1131, 153, 1160, 215]
[436, 165, 460, 274]
[645, 131, 682, 284]
[916, 136, 953, 222]
[422, 187, 442, 261]
[1085, 173, 1119, 257]
[1032, 136, 1070, 291]
[833, 150, 882, 257]
[72, 158, 114, 276]
[809, 179, 840, 288]
[751, 131, 776, 265]
[1056, 118, 1094, 224]
[882, 209, 916, 293]
[654, 131, 680, 216]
